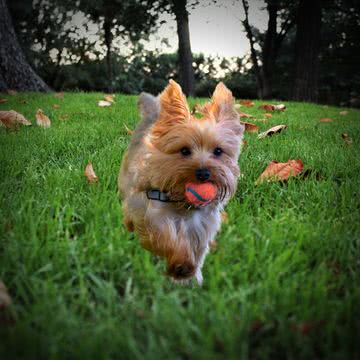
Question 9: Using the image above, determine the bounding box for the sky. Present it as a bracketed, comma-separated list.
[146, 1, 268, 58]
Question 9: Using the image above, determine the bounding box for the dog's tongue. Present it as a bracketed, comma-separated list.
[185, 182, 217, 206]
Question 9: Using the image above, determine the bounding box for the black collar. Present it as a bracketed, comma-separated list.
[146, 189, 175, 202]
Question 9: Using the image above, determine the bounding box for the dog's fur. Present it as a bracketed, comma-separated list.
[118, 80, 244, 284]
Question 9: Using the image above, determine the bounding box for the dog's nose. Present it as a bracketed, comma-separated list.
[196, 168, 211, 181]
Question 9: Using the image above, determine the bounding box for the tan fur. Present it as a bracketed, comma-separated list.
[118, 80, 244, 284]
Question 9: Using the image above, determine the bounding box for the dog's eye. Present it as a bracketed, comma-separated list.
[213, 147, 223, 156]
[180, 147, 192, 157]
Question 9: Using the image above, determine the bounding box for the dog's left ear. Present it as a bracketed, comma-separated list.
[205, 82, 243, 136]
[152, 80, 190, 136]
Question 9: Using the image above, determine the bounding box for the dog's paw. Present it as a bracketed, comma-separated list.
[167, 262, 196, 280]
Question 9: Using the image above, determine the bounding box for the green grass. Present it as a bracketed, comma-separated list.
[0, 92, 359, 359]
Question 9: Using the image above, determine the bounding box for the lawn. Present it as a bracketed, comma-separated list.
[0, 92, 359, 359]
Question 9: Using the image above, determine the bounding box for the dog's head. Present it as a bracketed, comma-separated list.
[141, 80, 244, 206]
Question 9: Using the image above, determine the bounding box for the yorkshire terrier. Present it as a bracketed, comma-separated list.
[118, 80, 244, 284]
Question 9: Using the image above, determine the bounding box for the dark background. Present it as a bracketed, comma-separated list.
[1, 0, 359, 106]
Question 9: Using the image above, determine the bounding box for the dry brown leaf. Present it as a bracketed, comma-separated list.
[55, 92, 64, 99]
[240, 121, 259, 133]
[259, 104, 286, 111]
[36, 109, 51, 128]
[0, 281, 11, 309]
[104, 94, 115, 103]
[191, 103, 203, 115]
[256, 160, 304, 184]
[292, 320, 326, 336]
[0, 99, 8, 104]
[341, 133, 352, 145]
[0, 110, 32, 129]
[124, 124, 134, 135]
[98, 100, 112, 107]
[52, 104, 60, 109]
[221, 211, 229, 224]
[59, 114, 69, 121]
[241, 139, 248, 147]
[319, 117, 333, 123]
[263, 113, 272, 118]
[238, 111, 253, 118]
[85, 162, 98, 183]
[7, 90, 17, 96]
[339, 111, 348, 116]
[239, 99, 255, 107]
[258, 125, 287, 139]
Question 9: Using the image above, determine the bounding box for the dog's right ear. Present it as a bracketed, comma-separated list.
[138, 92, 160, 124]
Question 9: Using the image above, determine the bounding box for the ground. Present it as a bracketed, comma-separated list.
[0, 92, 359, 359]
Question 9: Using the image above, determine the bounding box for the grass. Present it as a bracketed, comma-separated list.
[0, 92, 359, 359]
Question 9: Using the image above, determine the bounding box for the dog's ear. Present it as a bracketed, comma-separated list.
[152, 80, 190, 135]
[138, 92, 160, 124]
[204, 82, 243, 136]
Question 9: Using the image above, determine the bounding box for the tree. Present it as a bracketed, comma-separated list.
[292, 0, 322, 101]
[70, 0, 158, 93]
[0, 0, 50, 91]
[241, 0, 296, 98]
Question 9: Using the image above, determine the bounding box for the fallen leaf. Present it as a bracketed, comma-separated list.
[0, 99, 8, 104]
[209, 240, 218, 250]
[259, 104, 286, 111]
[7, 90, 17, 96]
[263, 113, 272, 118]
[234, 104, 241, 110]
[55, 92, 64, 99]
[85, 162, 98, 183]
[191, 103, 203, 115]
[239, 99, 255, 107]
[59, 114, 69, 121]
[36, 109, 51, 128]
[256, 160, 304, 184]
[98, 100, 112, 107]
[341, 133, 352, 145]
[241, 139, 248, 147]
[0, 110, 32, 129]
[221, 211, 229, 224]
[320, 117, 333, 123]
[124, 124, 134, 136]
[238, 111, 253, 118]
[339, 111, 348, 116]
[52, 104, 60, 109]
[292, 320, 326, 336]
[0, 281, 15, 326]
[273, 104, 286, 111]
[240, 121, 259, 133]
[0, 281, 11, 309]
[104, 94, 115, 103]
[258, 125, 287, 139]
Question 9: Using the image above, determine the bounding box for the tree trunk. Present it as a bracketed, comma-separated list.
[261, 1, 278, 99]
[103, 17, 114, 93]
[241, 0, 264, 98]
[0, 0, 50, 91]
[292, 0, 322, 102]
[173, 0, 195, 96]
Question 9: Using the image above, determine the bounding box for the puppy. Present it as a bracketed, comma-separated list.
[118, 80, 244, 284]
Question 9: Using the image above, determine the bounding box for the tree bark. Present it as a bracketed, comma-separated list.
[173, 0, 195, 96]
[292, 0, 322, 102]
[0, 0, 50, 91]
[261, 1, 278, 99]
[241, 0, 264, 98]
[103, 16, 114, 93]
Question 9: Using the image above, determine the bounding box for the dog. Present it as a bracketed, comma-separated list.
[118, 80, 244, 285]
